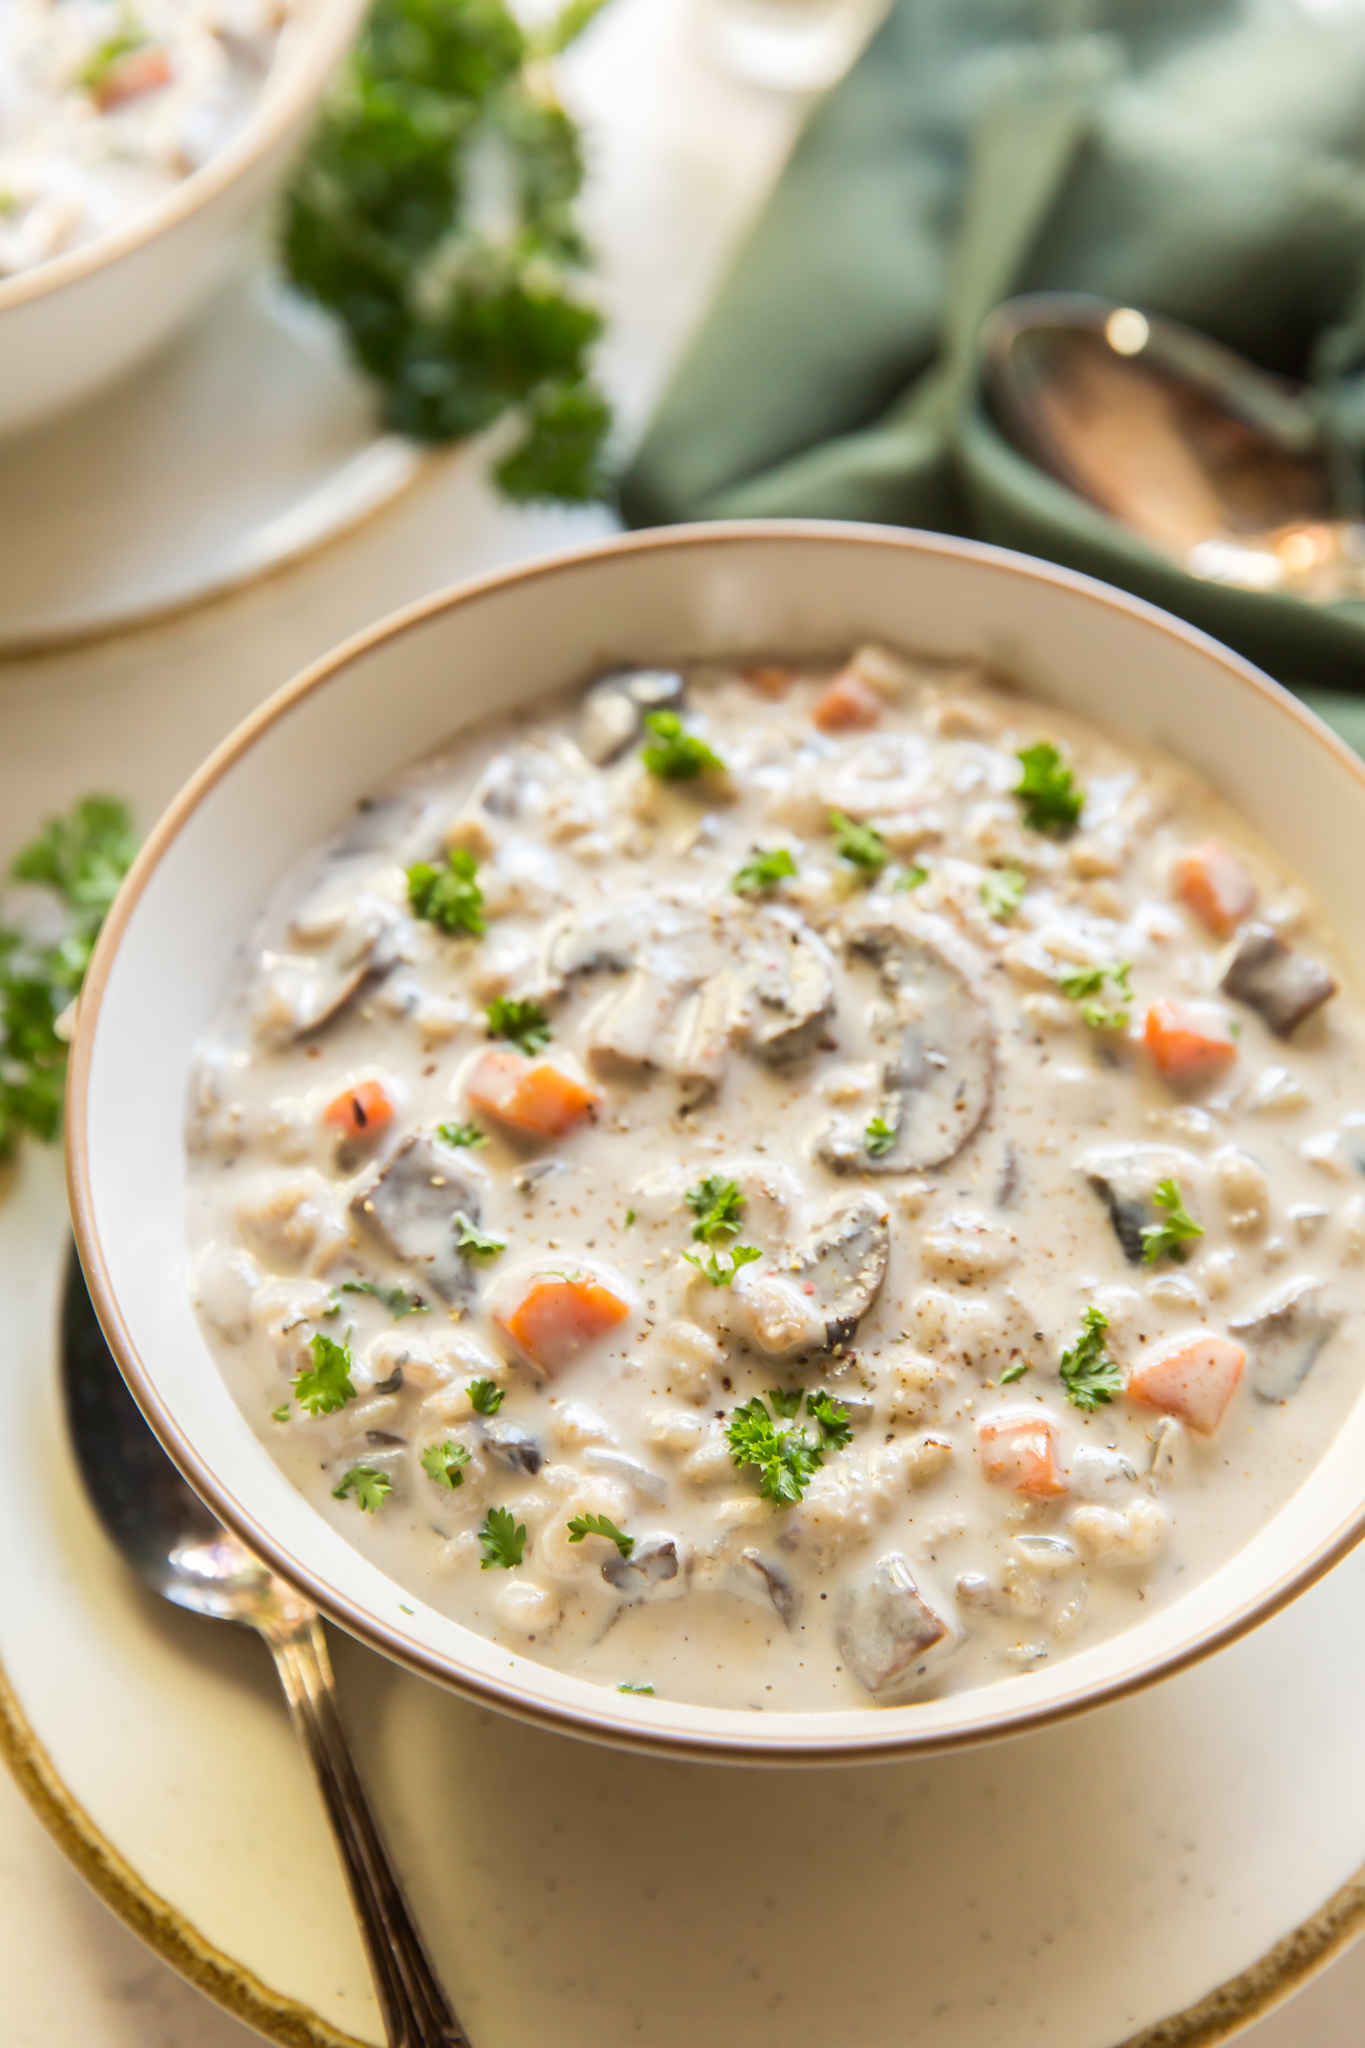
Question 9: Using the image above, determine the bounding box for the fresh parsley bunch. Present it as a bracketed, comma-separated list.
[282, 0, 612, 502]
[0, 797, 138, 1160]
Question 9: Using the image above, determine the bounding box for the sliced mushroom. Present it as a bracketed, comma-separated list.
[253, 886, 400, 1044]
[582, 1447, 668, 1506]
[1221, 924, 1336, 1036]
[1081, 1145, 1204, 1265]
[836, 1552, 955, 1699]
[577, 668, 685, 766]
[481, 1419, 544, 1476]
[542, 895, 834, 1087]
[711, 1548, 800, 1627]
[786, 1194, 891, 1351]
[349, 1136, 488, 1305]
[816, 918, 994, 1173]
[1230, 1275, 1344, 1399]
[602, 1532, 685, 1598]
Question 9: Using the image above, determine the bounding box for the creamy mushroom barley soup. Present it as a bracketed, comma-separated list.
[187, 647, 1365, 1711]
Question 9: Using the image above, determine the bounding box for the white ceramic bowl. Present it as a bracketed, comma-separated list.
[67, 522, 1365, 1764]
[0, 0, 365, 440]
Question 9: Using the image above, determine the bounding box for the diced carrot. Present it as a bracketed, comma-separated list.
[1127, 1334, 1244, 1435]
[811, 669, 883, 733]
[1144, 999, 1237, 1085]
[466, 1048, 599, 1139]
[1172, 840, 1257, 938]
[95, 44, 172, 110]
[743, 665, 798, 698]
[496, 1273, 631, 1376]
[323, 1079, 394, 1142]
[977, 1414, 1068, 1498]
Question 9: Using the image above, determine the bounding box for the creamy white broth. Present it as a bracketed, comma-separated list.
[185, 649, 1365, 1712]
[0, 0, 291, 278]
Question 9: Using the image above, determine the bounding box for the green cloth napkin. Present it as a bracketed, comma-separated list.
[620, 0, 1365, 700]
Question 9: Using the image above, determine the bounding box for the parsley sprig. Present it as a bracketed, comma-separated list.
[486, 995, 551, 1053]
[438, 1120, 487, 1148]
[283, 0, 613, 503]
[1140, 1179, 1204, 1264]
[455, 1211, 506, 1258]
[864, 1116, 897, 1158]
[1058, 1308, 1124, 1412]
[407, 848, 484, 936]
[468, 1376, 503, 1415]
[421, 1440, 472, 1489]
[732, 847, 797, 895]
[1057, 960, 1132, 1030]
[293, 1333, 358, 1416]
[0, 796, 137, 1159]
[980, 866, 1027, 921]
[333, 1465, 394, 1511]
[828, 810, 888, 875]
[1014, 742, 1083, 835]
[566, 1512, 633, 1557]
[725, 1388, 851, 1503]
[478, 1506, 527, 1569]
[684, 1244, 761, 1287]
[685, 1174, 744, 1244]
[641, 710, 724, 781]
[339, 1279, 428, 1318]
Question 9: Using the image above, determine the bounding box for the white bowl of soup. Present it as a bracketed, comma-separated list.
[67, 523, 1365, 1763]
[0, 0, 364, 439]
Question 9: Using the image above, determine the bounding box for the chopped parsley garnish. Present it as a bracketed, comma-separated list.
[78, 25, 150, 95]
[566, 1512, 633, 1558]
[641, 710, 724, 781]
[864, 1116, 897, 1158]
[1140, 1179, 1204, 1264]
[271, 1404, 291, 1422]
[0, 795, 137, 1160]
[332, 1465, 394, 1512]
[724, 1392, 850, 1504]
[683, 1244, 762, 1287]
[1014, 742, 1084, 835]
[806, 1389, 853, 1450]
[1057, 960, 1132, 1030]
[455, 1212, 505, 1258]
[407, 847, 484, 936]
[828, 810, 889, 874]
[618, 1681, 654, 1695]
[293, 1333, 357, 1416]
[732, 847, 797, 895]
[468, 1377, 503, 1415]
[998, 1360, 1029, 1386]
[767, 1386, 803, 1419]
[438, 1120, 487, 1148]
[339, 1279, 428, 1318]
[282, 0, 612, 504]
[486, 995, 551, 1053]
[1058, 1308, 1124, 1412]
[624, 1207, 636, 1227]
[421, 1441, 472, 1489]
[478, 1506, 527, 1569]
[685, 1174, 744, 1244]
[895, 864, 929, 891]
[980, 866, 1027, 921]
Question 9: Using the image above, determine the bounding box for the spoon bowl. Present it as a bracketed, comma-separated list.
[982, 292, 1365, 602]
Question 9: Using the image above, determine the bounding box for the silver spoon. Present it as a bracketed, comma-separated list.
[981, 291, 1365, 604]
[59, 1245, 468, 2048]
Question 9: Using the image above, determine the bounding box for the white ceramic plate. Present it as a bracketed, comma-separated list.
[7, 1153, 1365, 2046]
[70, 522, 1365, 1764]
[0, 260, 430, 656]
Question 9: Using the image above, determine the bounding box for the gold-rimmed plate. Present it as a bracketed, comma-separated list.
[4, 1151, 1365, 2046]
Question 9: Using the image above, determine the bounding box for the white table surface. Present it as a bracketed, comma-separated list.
[2, 0, 1363, 2039]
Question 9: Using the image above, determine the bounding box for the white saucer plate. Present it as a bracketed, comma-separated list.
[0, 260, 432, 657]
[2, 1148, 1365, 2048]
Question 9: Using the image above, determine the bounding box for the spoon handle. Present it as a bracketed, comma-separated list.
[259, 1605, 469, 2048]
